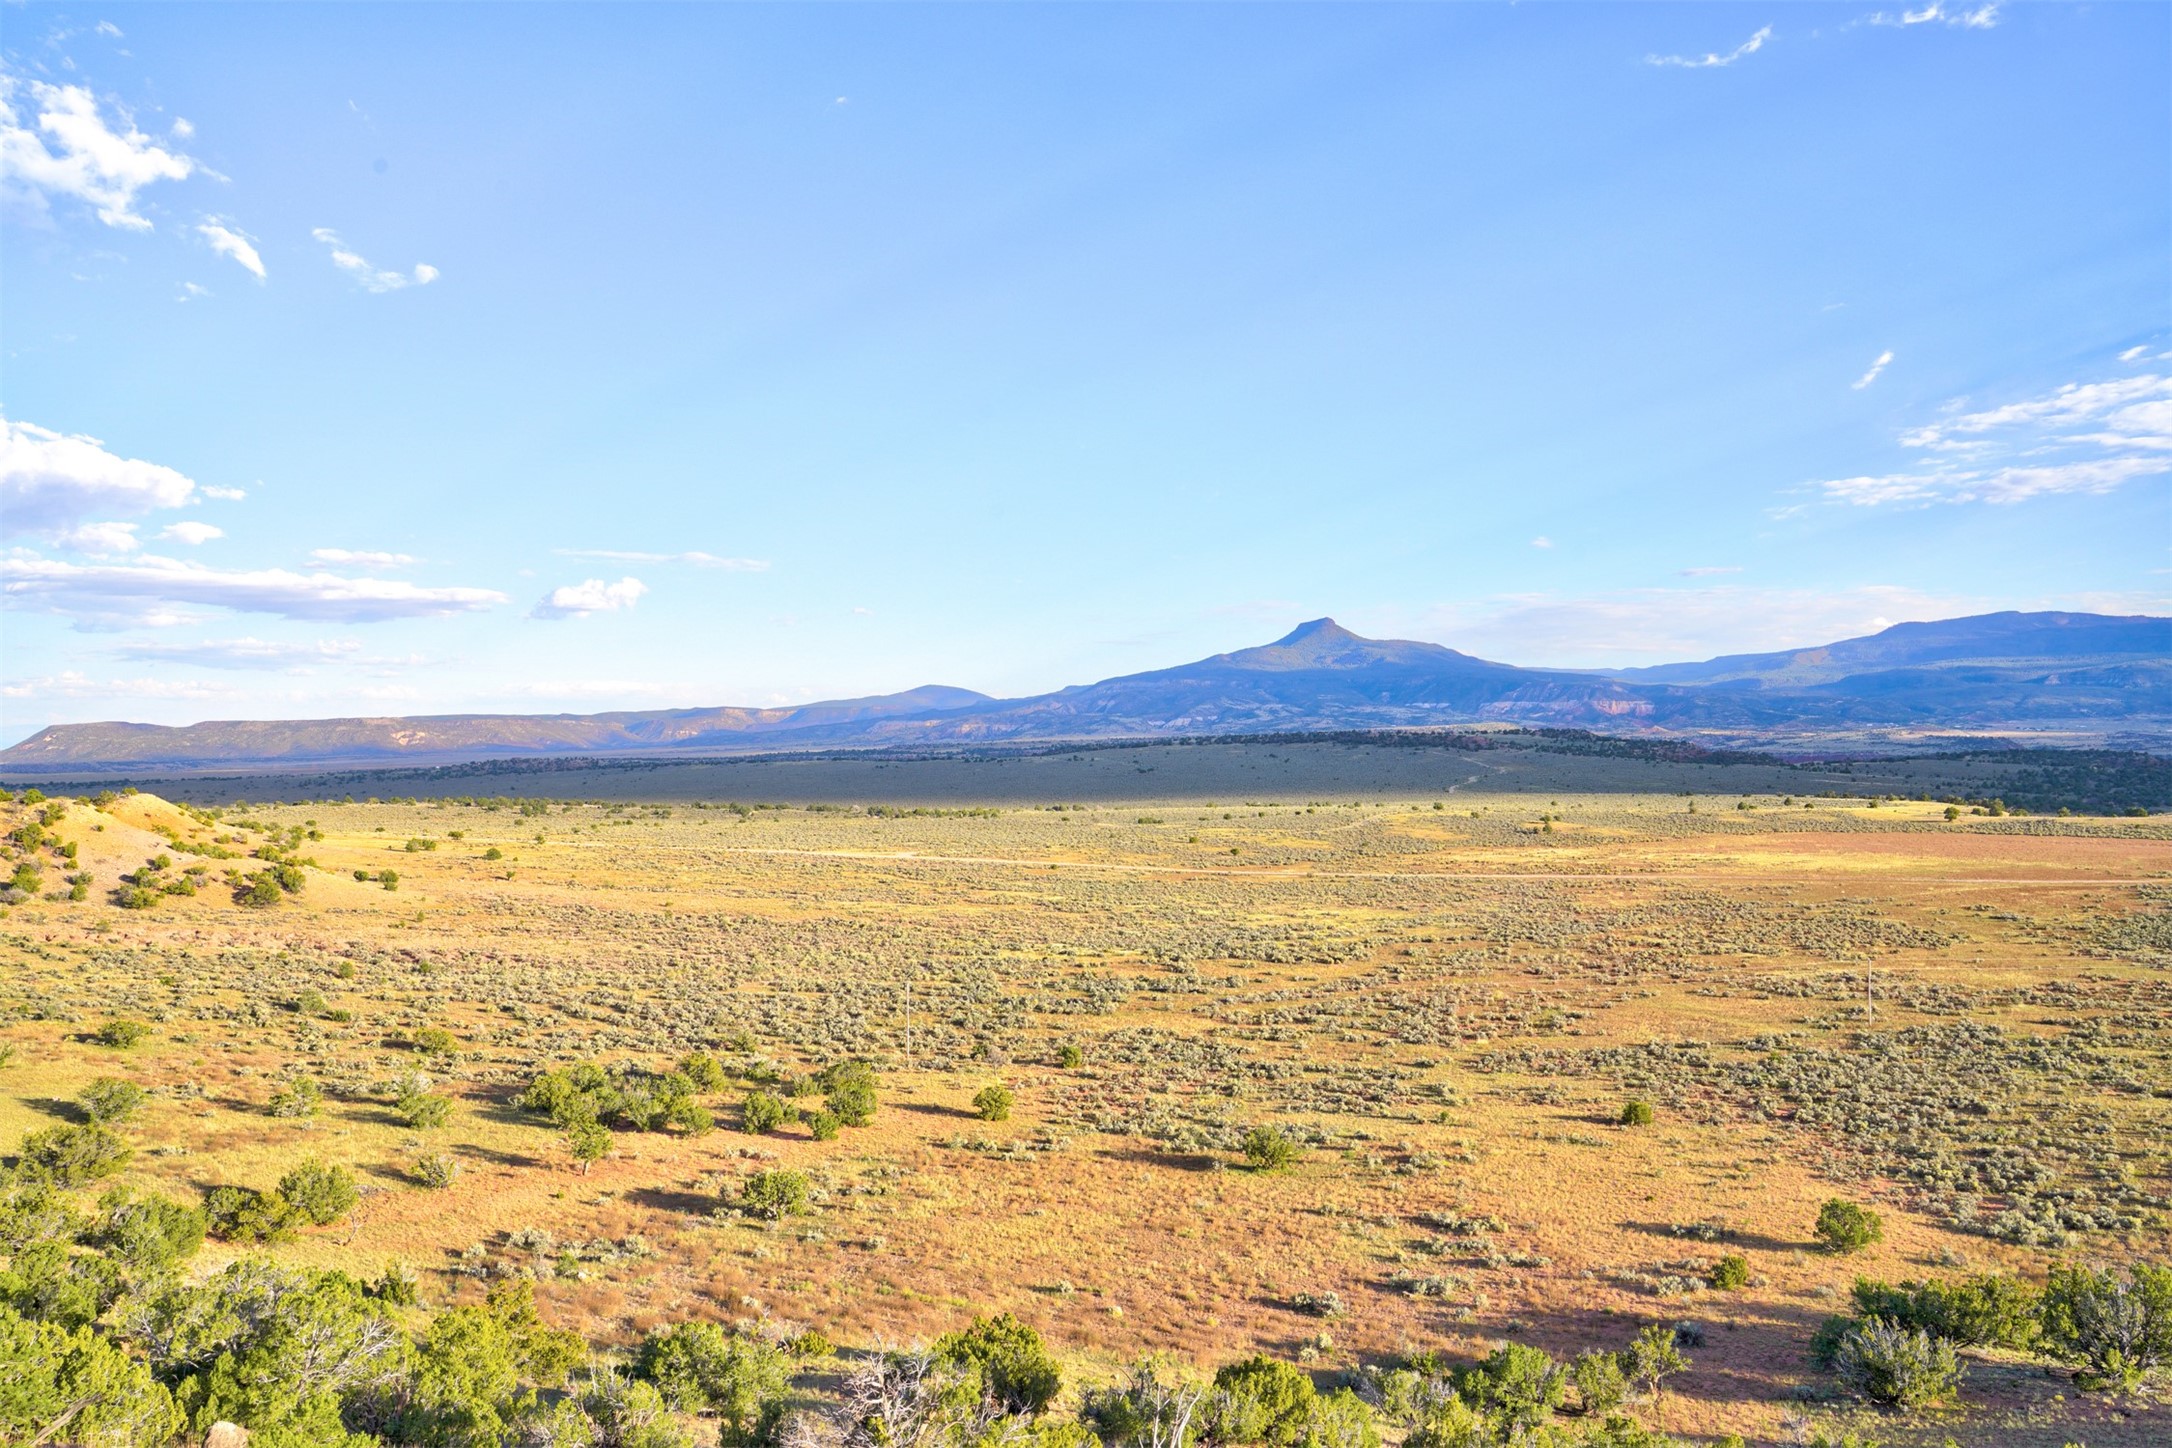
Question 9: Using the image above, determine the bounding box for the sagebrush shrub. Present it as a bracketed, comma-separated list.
[1832, 1319, 1963, 1407]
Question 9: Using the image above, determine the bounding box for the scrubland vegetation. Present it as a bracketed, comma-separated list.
[0, 740, 2166, 1445]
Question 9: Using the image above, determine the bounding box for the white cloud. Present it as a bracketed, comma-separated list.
[1647, 25, 1772, 69]
[1807, 368, 2172, 507]
[1852, 349, 1894, 390]
[197, 218, 265, 279]
[312, 227, 438, 292]
[177, 281, 210, 302]
[170, 118, 193, 140]
[201, 485, 247, 501]
[309, 548, 415, 569]
[1901, 374, 2172, 450]
[554, 548, 769, 571]
[2, 553, 508, 624]
[0, 71, 194, 230]
[112, 636, 361, 670]
[2119, 345, 2150, 363]
[1817, 456, 2164, 508]
[95, 21, 124, 38]
[1, 416, 201, 536]
[1866, 3, 1998, 28]
[1529, 536, 1554, 550]
[530, 576, 648, 620]
[1678, 566, 1743, 577]
[56, 521, 139, 555]
[160, 521, 223, 545]
[2, 671, 235, 702]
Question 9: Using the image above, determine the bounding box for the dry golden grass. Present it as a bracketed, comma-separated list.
[1, 754, 2167, 1446]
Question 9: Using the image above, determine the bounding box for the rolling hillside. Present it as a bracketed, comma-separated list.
[3, 611, 2165, 771]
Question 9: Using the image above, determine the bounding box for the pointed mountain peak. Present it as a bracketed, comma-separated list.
[1216, 616, 1475, 672]
[1273, 617, 1359, 647]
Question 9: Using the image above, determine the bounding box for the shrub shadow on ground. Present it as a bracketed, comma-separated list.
[1622, 1220, 1802, 1254]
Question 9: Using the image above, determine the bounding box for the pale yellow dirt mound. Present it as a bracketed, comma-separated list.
[49, 794, 189, 876]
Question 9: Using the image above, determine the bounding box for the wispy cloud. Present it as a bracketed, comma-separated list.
[112, 636, 362, 671]
[0, 69, 194, 230]
[1529, 536, 1554, 550]
[2120, 345, 2150, 363]
[530, 576, 648, 620]
[1852, 349, 1895, 390]
[1807, 367, 2171, 507]
[1647, 25, 1772, 69]
[554, 548, 769, 571]
[197, 218, 265, 279]
[2, 554, 508, 624]
[1900, 375, 2172, 450]
[312, 227, 438, 292]
[1678, 566, 1743, 577]
[160, 521, 223, 545]
[309, 548, 414, 569]
[1865, 3, 1998, 29]
[1, 416, 203, 537]
[2, 671, 236, 702]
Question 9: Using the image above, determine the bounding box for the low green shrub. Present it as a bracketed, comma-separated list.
[935, 1312, 1062, 1416]
[973, 1084, 1015, 1122]
[15, 1124, 132, 1187]
[741, 1092, 787, 1135]
[1814, 1198, 1883, 1254]
[738, 1169, 811, 1220]
[78, 1078, 145, 1125]
[1241, 1125, 1298, 1172]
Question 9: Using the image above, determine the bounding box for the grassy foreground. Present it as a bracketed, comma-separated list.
[1, 758, 2167, 1446]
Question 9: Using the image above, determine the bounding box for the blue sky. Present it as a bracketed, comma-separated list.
[2, 2, 2166, 739]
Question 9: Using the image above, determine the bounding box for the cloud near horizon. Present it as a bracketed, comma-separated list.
[530, 576, 648, 620]
[2, 554, 509, 625]
[1390, 583, 2167, 669]
[554, 548, 769, 571]
[111, 636, 363, 670]
[310, 548, 416, 569]
[1, 670, 236, 703]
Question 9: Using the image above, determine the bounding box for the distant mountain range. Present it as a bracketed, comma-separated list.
[3, 610, 2166, 771]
